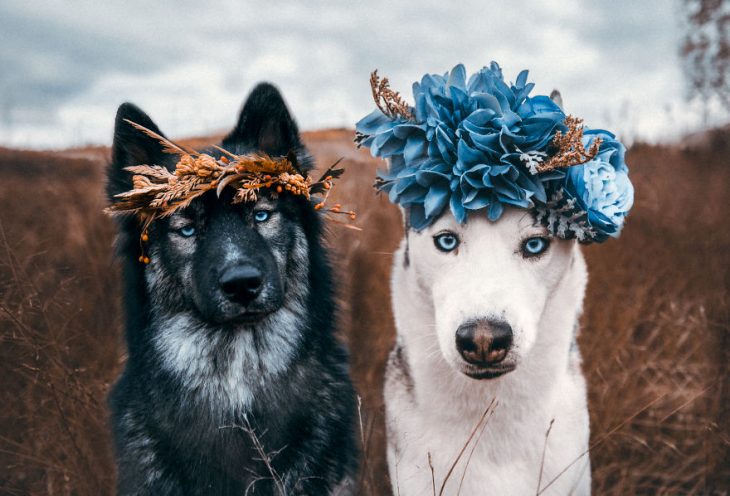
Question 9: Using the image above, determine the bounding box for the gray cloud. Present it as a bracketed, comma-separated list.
[0, 0, 724, 148]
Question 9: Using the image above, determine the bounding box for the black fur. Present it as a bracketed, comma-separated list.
[107, 83, 358, 495]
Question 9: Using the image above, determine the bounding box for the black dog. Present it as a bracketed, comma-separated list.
[107, 84, 358, 495]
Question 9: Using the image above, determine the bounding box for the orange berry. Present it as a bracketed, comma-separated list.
[349, 213, 356, 220]
[143, 257, 151, 264]
[314, 203, 324, 210]
[276, 185, 283, 193]
[138, 256, 144, 263]
[141, 233, 149, 242]
[324, 183, 331, 190]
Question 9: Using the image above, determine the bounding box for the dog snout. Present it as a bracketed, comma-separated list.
[219, 264, 264, 304]
[455, 320, 513, 366]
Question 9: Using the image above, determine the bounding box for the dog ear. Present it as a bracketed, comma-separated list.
[108, 103, 169, 201]
[550, 89, 564, 110]
[223, 83, 303, 158]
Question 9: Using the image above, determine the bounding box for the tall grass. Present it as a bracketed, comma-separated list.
[0, 127, 727, 494]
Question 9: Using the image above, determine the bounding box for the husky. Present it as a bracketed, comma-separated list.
[106, 84, 357, 495]
[384, 207, 592, 495]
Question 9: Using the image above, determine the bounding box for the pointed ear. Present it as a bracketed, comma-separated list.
[108, 103, 168, 200]
[223, 83, 303, 158]
[550, 89, 564, 110]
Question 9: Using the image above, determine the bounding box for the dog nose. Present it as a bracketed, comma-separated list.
[219, 265, 264, 304]
[455, 320, 513, 366]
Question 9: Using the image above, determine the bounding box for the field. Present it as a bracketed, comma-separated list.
[0, 128, 728, 494]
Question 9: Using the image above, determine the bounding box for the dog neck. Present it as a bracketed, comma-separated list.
[142, 260, 312, 413]
[390, 240, 588, 421]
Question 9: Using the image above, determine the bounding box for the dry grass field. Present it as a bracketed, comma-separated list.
[0, 128, 728, 495]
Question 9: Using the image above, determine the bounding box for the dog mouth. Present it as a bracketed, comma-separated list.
[461, 363, 516, 380]
[228, 309, 275, 325]
[208, 305, 278, 325]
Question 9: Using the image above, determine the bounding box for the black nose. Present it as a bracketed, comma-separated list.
[219, 265, 264, 304]
[455, 320, 513, 366]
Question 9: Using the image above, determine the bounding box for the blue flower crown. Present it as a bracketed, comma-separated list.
[355, 62, 634, 243]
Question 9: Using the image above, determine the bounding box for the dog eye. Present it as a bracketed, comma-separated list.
[433, 232, 460, 253]
[253, 210, 271, 223]
[521, 236, 550, 258]
[179, 225, 196, 237]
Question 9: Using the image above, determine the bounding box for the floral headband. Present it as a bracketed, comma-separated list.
[355, 62, 634, 243]
[106, 121, 354, 262]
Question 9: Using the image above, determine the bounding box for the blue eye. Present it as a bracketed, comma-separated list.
[522, 237, 550, 257]
[179, 225, 196, 237]
[254, 210, 270, 223]
[434, 232, 460, 253]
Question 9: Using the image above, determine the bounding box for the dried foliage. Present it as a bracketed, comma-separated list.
[369, 70, 415, 121]
[0, 128, 728, 495]
[539, 115, 602, 172]
[107, 121, 347, 234]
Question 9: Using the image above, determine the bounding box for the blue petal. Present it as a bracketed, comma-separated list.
[355, 110, 392, 134]
[448, 64, 467, 91]
[424, 183, 450, 218]
[487, 201, 504, 221]
[408, 204, 430, 231]
[515, 70, 528, 88]
[450, 190, 467, 223]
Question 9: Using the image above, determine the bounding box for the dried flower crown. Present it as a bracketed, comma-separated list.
[355, 62, 634, 243]
[107, 121, 354, 262]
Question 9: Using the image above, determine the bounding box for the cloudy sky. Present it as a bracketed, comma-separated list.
[0, 0, 725, 149]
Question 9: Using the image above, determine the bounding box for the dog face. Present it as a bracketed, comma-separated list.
[405, 208, 575, 379]
[108, 83, 313, 326]
[145, 193, 309, 323]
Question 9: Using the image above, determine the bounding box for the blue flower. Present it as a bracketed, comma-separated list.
[559, 130, 634, 242]
[356, 62, 633, 243]
[356, 62, 567, 229]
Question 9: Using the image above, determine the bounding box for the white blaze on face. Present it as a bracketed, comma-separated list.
[406, 208, 575, 372]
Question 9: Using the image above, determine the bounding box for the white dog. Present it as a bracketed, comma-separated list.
[385, 207, 591, 495]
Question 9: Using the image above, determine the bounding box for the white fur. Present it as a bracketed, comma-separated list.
[151, 301, 306, 412]
[385, 208, 591, 495]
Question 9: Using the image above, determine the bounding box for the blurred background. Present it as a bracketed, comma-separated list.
[0, 0, 728, 494]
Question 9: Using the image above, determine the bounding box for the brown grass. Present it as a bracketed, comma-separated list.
[0, 127, 728, 494]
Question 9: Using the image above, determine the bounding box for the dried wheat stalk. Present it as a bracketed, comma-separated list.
[539, 115, 603, 172]
[370, 70, 415, 121]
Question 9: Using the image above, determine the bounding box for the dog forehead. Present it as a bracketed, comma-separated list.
[468, 209, 539, 238]
[193, 193, 278, 219]
[423, 208, 540, 239]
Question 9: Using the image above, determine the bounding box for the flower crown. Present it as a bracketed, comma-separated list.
[106, 121, 354, 262]
[355, 62, 634, 243]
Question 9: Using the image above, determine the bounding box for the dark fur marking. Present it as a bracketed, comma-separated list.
[390, 344, 415, 398]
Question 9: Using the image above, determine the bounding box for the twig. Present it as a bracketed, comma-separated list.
[456, 406, 495, 495]
[355, 395, 376, 492]
[439, 399, 497, 496]
[536, 419, 555, 495]
[658, 381, 716, 423]
[220, 417, 287, 495]
[537, 392, 670, 495]
[428, 452, 436, 496]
